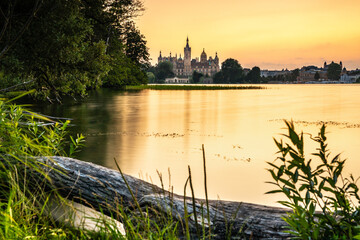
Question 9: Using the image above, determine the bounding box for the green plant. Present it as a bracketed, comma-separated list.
[0, 99, 88, 239]
[267, 121, 360, 239]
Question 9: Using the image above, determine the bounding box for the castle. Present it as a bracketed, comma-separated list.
[158, 37, 220, 77]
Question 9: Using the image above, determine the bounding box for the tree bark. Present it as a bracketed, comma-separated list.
[38, 156, 292, 239]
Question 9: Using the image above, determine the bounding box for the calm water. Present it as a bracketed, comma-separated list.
[34, 84, 360, 206]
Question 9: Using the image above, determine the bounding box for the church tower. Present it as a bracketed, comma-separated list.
[184, 37, 191, 76]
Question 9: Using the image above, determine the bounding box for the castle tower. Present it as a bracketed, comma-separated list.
[214, 52, 219, 65]
[184, 37, 191, 76]
[158, 51, 162, 62]
[200, 48, 207, 63]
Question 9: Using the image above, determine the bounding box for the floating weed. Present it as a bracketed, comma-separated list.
[126, 84, 265, 91]
[270, 119, 360, 128]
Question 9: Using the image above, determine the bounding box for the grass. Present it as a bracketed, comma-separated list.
[125, 84, 265, 91]
[0, 99, 225, 239]
[6, 94, 360, 239]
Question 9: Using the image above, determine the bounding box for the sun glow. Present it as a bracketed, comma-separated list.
[137, 0, 360, 69]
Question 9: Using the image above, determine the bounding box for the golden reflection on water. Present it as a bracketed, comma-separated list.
[78, 85, 360, 206]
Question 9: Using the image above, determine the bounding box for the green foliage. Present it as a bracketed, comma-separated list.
[267, 121, 360, 239]
[245, 66, 261, 83]
[123, 22, 149, 66]
[192, 71, 204, 83]
[146, 72, 156, 83]
[213, 71, 224, 84]
[0, 99, 88, 239]
[213, 58, 243, 83]
[292, 68, 300, 80]
[327, 62, 342, 80]
[155, 61, 175, 82]
[103, 39, 147, 89]
[0, 103, 84, 158]
[0, 0, 149, 100]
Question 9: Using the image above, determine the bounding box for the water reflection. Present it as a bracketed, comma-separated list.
[33, 85, 360, 206]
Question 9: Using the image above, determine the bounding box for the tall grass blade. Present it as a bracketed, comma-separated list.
[188, 165, 200, 238]
[183, 177, 190, 240]
[202, 144, 211, 239]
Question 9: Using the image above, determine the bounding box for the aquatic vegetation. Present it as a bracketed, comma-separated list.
[126, 84, 265, 91]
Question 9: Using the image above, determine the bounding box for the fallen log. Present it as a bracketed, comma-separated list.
[38, 156, 292, 239]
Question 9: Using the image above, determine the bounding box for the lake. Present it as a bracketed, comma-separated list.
[33, 84, 360, 206]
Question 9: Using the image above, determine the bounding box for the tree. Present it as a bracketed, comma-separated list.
[2, 0, 112, 100]
[245, 66, 261, 83]
[327, 62, 342, 80]
[0, 0, 43, 59]
[314, 72, 320, 80]
[155, 61, 174, 82]
[0, 0, 149, 100]
[192, 71, 203, 83]
[102, 35, 147, 89]
[215, 58, 243, 83]
[146, 72, 155, 83]
[291, 68, 300, 81]
[122, 22, 149, 66]
[213, 71, 223, 84]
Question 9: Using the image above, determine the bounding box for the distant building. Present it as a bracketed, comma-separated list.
[164, 77, 190, 84]
[340, 73, 360, 83]
[298, 61, 344, 82]
[323, 61, 343, 70]
[158, 37, 220, 77]
[260, 69, 290, 78]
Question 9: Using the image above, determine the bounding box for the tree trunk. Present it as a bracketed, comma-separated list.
[38, 156, 292, 239]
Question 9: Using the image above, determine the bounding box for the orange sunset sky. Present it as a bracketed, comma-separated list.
[137, 0, 360, 70]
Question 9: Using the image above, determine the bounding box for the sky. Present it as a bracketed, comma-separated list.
[136, 0, 360, 70]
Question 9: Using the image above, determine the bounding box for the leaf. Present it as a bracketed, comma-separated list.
[331, 153, 341, 164]
[5, 89, 36, 103]
[278, 165, 285, 178]
[299, 184, 308, 192]
[279, 178, 296, 189]
[309, 202, 315, 215]
[267, 162, 280, 170]
[293, 169, 299, 183]
[268, 169, 278, 181]
[305, 190, 310, 205]
[265, 190, 283, 195]
[322, 187, 335, 193]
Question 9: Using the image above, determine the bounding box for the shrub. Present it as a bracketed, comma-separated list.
[267, 121, 360, 239]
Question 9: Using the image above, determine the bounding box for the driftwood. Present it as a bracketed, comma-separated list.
[37, 156, 292, 239]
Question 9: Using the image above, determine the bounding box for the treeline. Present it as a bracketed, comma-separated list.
[0, 0, 149, 101]
[147, 58, 300, 84]
[213, 58, 261, 84]
[213, 58, 300, 84]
